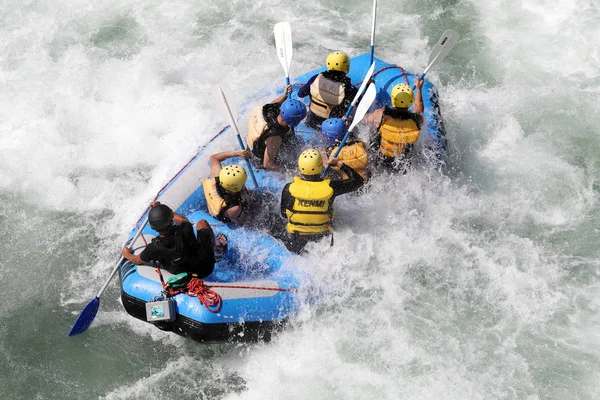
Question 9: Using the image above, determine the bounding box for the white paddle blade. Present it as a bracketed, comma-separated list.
[349, 84, 377, 131]
[274, 22, 293, 75]
[425, 29, 460, 71]
[344, 62, 376, 118]
[355, 62, 376, 104]
[211, 83, 238, 122]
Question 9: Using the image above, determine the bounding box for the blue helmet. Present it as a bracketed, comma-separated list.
[279, 99, 307, 127]
[321, 118, 346, 146]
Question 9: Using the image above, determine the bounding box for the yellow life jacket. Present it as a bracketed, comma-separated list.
[331, 141, 369, 182]
[203, 178, 227, 218]
[246, 105, 268, 151]
[379, 115, 420, 158]
[286, 177, 334, 235]
[203, 178, 248, 220]
[309, 74, 345, 119]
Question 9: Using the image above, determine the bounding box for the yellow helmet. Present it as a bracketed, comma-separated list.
[219, 164, 247, 193]
[298, 149, 323, 175]
[391, 83, 414, 108]
[326, 51, 350, 74]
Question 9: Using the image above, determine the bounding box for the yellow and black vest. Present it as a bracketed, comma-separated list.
[246, 105, 269, 151]
[286, 177, 334, 235]
[330, 141, 369, 182]
[379, 114, 420, 158]
[203, 178, 247, 220]
[309, 74, 345, 119]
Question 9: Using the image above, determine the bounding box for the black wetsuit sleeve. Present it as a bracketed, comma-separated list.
[297, 75, 318, 98]
[330, 163, 364, 197]
[280, 183, 294, 217]
[140, 243, 159, 263]
[180, 221, 196, 243]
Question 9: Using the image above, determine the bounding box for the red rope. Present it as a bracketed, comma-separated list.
[185, 279, 222, 313]
[155, 268, 298, 313]
[156, 268, 222, 313]
[208, 284, 298, 293]
[372, 65, 410, 85]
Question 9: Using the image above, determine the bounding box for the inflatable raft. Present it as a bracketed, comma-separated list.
[118, 54, 447, 343]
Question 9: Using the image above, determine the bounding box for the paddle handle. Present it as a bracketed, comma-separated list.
[344, 62, 376, 119]
[322, 129, 352, 177]
[416, 62, 434, 88]
[285, 77, 291, 99]
[96, 216, 149, 298]
[216, 88, 260, 191]
[234, 133, 260, 190]
[344, 105, 355, 119]
[370, 0, 377, 65]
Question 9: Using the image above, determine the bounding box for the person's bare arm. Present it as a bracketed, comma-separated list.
[173, 212, 189, 225]
[209, 150, 248, 178]
[271, 85, 292, 104]
[413, 78, 424, 113]
[121, 247, 143, 265]
[222, 206, 243, 224]
[263, 136, 282, 170]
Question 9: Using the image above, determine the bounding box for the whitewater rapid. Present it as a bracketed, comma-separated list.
[1, 0, 600, 399]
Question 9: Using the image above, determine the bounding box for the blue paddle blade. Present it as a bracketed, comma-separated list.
[68, 297, 100, 336]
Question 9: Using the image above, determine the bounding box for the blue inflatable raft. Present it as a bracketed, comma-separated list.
[118, 54, 447, 343]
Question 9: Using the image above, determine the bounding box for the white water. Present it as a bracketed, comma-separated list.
[1, 0, 600, 399]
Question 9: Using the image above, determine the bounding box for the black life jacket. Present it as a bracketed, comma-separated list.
[151, 226, 196, 272]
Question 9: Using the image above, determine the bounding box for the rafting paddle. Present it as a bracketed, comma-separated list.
[212, 83, 260, 191]
[274, 21, 293, 99]
[69, 217, 149, 336]
[344, 61, 376, 119]
[323, 83, 377, 177]
[418, 29, 460, 81]
[369, 0, 377, 65]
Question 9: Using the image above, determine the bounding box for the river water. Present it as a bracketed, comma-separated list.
[1, 0, 600, 399]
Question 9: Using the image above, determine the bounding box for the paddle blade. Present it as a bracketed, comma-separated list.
[344, 62, 376, 118]
[274, 22, 293, 75]
[349, 84, 377, 131]
[422, 29, 460, 77]
[211, 83, 238, 122]
[357, 63, 376, 102]
[69, 297, 100, 336]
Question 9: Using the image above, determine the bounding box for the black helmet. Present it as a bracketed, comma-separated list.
[148, 204, 174, 231]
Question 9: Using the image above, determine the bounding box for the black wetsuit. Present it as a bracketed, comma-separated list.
[140, 221, 215, 278]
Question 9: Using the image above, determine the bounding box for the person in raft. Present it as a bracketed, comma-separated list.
[297, 51, 358, 130]
[320, 117, 370, 184]
[364, 78, 424, 172]
[203, 150, 249, 225]
[121, 202, 227, 278]
[247, 85, 307, 171]
[280, 149, 364, 252]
